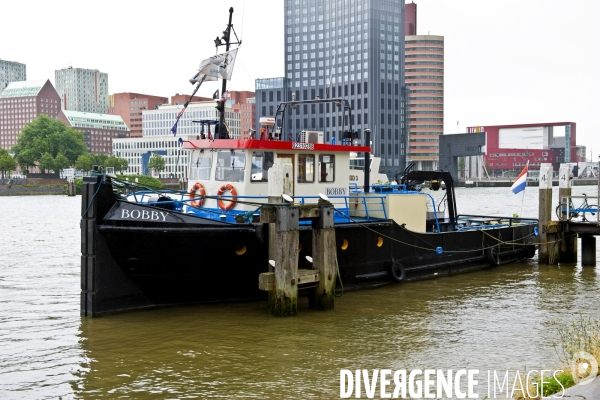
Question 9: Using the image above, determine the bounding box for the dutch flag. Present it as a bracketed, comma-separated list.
[510, 162, 529, 194]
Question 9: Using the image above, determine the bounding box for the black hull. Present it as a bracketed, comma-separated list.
[81, 177, 537, 315]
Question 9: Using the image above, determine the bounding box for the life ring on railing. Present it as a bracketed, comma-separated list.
[217, 183, 238, 211]
[487, 246, 500, 266]
[189, 182, 206, 207]
[390, 261, 406, 282]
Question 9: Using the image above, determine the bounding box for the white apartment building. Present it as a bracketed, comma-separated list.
[113, 102, 240, 177]
[54, 67, 108, 114]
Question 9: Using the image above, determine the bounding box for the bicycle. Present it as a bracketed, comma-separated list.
[555, 193, 598, 221]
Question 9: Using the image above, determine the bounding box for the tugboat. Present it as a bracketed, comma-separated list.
[80, 8, 539, 316]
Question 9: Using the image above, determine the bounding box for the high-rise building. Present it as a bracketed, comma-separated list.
[55, 67, 109, 114]
[0, 59, 26, 95]
[255, 0, 407, 177]
[0, 79, 60, 150]
[108, 93, 168, 138]
[57, 110, 129, 155]
[405, 34, 444, 170]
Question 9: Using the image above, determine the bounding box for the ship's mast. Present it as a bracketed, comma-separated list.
[215, 7, 235, 139]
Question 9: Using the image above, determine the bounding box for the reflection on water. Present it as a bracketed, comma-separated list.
[0, 187, 598, 398]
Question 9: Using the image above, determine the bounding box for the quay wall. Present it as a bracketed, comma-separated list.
[0, 183, 66, 196]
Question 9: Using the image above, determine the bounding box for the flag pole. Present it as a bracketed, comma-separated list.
[520, 181, 526, 217]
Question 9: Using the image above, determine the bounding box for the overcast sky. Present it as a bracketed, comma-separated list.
[2, 0, 598, 159]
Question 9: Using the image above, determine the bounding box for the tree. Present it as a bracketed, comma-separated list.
[75, 153, 97, 172]
[38, 152, 55, 173]
[54, 153, 71, 172]
[95, 153, 108, 167]
[147, 153, 166, 175]
[11, 114, 88, 171]
[0, 149, 17, 179]
[105, 156, 128, 174]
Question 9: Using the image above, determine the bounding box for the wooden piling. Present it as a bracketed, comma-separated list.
[67, 177, 76, 196]
[309, 205, 336, 310]
[267, 161, 294, 270]
[581, 235, 597, 266]
[538, 163, 556, 264]
[262, 206, 300, 316]
[558, 164, 577, 263]
[179, 176, 188, 191]
[265, 161, 298, 317]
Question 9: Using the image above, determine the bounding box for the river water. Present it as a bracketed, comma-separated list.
[0, 186, 599, 399]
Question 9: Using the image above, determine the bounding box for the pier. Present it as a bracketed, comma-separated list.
[538, 163, 600, 265]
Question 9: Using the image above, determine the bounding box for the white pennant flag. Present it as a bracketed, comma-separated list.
[190, 48, 239, 84]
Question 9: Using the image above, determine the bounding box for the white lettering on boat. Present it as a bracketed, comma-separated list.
[292, 142, 314, 150]
[121, 209, 169, 221]
[326, 187, 347, 196]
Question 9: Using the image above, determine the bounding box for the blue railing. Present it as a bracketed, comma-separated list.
[120, 186, 444, 229]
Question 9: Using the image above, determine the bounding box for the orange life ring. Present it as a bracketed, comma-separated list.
[189, 182, 206, 207]
[217, 183, 237, 211]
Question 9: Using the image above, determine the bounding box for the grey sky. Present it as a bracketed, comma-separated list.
[2, 0, 598, 158]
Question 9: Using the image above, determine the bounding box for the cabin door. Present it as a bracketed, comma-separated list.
[277, 154, 295, 196]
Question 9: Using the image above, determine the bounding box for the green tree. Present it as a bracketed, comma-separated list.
[75, 153, 97, 172]
[105, 156, 128, 174]
[11, 114, 88, 171]
[95, 153, 108, 167]
[0, 149, 17, 179]
[38, 152, 55, 173]
[147, 153, 166, 175]
[54, 153, 71, 172]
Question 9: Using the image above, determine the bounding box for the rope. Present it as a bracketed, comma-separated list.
[334, 257, 344, 297]
[332, 206, 538, 254]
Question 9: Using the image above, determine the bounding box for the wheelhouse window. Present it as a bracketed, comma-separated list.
[297, 154, 315, 183]
[216, 150, 246, 182]
[318, 154, 335, 182]
[190, 151, 212, 181]
[251, 151, 274, 182]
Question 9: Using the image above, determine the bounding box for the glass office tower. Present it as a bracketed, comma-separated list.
[282, 0, 407, 177]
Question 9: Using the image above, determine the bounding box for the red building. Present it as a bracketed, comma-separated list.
[467, 122, 584, 175]
[0, 79, 61, 150]
[108, 93, 168, 138]
[235, 98, 256, 139]
[170, 93, 212, 106]
[405, 1, 417, 35]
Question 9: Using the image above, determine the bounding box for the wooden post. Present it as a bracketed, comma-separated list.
[538, 163, 555, 264]
[269, 206, 300, 316]
[558, 164, 577, 262]
[581, 235, 597, 266]
[67, 177, 76, 196]
[310, 205, 336, 310]
[179, 176, 188, 191]
[266, 161, 298, 316]
[267, 161, 294, 269]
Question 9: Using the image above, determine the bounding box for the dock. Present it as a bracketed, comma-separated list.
[538, 163, 599, 265]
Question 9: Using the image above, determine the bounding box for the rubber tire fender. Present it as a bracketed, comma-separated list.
[390, 261, 406, 282]
[525, 245, 536, 258]
[487, 247, 500, 266]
